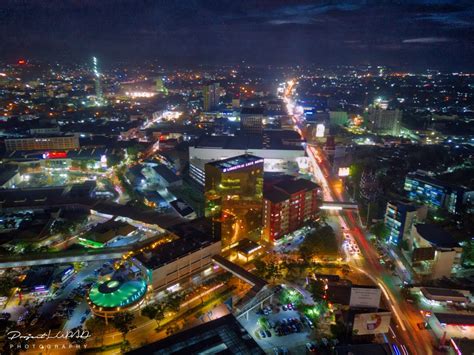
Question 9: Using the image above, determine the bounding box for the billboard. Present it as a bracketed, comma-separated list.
[316, 123, 325, 138]
[353, 312, 391, 335]
[349, 287, 381, 309]
[338, 167, 350, 177]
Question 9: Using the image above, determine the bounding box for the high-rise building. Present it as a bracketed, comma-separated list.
[263, 176, 320, 244]
[365, 100, 401, 136]
[92, 57, 104, 106]
[204, 155, 264, 251]
[202, 83, 220, 111]
[384, 200, 427, 246]
[404, 171, 471, 214]
[240, 107, 265, 133]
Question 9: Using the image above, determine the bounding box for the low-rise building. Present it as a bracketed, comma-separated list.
[134, 219, 222, 291]
[404, 224, 462, 280]
[5, 134, 80, 151]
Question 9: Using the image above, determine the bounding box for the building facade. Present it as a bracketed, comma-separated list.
[263, 177, 320, 243]
[365, 105, 401, 136]
[240, 107, 265, 133]
[204, 155, 264, 251]
[384, 201, 427, 246]
[404, 171, 470, 214]
[203, 83, 220, 111]
[5, 135, 80, 151]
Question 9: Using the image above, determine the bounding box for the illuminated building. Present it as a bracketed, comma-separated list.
[204, 154, 264, 251]
[240, 107, 265, 133]
[189, 131, 305, 185]
[87, 278, 148, 322]
[384, 201, 427, 246]
[263, 176, 320, 243]
[135, 219, 222, 290]
[365, 100, 401, 136]
[92, 56, 105, 106]
[404, 171, 471, 214]
[202, 82, 220, 111]
[4, 135, 80, 151]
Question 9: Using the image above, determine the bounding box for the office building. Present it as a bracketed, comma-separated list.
[263, 176, 320, 243]
[240, 107, 265, 133]
[404, 224, 462, 280]
[384, 201, 427, 246]
[365, 101, 401, 136]
[204, 155, 263, 251]
[203, 82, 220, 111]
[4, 135, 80, 151]
[404, 171, 471, 214]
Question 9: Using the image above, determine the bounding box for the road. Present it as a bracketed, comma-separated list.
[283, 81, 439, 355]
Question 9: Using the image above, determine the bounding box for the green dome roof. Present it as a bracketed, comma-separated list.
[88, 279, 147, 309]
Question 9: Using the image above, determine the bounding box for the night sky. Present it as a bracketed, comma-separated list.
[1, 0, 473, 69]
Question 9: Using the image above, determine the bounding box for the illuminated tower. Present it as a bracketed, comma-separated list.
[92, 56, 104, 106]
[204, 154, 264, 251]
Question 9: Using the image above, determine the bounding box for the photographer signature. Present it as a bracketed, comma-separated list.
[7, 329, 91, 341]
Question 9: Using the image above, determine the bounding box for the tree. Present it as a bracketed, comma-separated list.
[307, 279, 326, 303]
[265, 261, 283, 283]
[85, 317, 105, 346]
[370, 222, 390, 243]
[330, 322, 349, 342]
[112, 312, 135, 341]
[299, 225, 338, 258]
[0, 276, 16, 297]
[165, 293, 184, 313]
[142, 303, 165, 324]
[68, 326, 88, 350]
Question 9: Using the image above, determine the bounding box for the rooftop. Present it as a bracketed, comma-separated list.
[274, 178, 319, 195]
[206, 154, 263, 173]
[135, 218, 220, 270]
[434, 312, 474, 326]
[127, 314, 264, 355]
[194, 130, 304, 151]
[414, 224, 459, 248]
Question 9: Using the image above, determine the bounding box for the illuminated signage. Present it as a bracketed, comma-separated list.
[316, 123, 325, 138]
[352, 312, 391, 335]
[42, 151, 68, 159]
[338, 167, 350, 177]
[222, 159, 264, 172]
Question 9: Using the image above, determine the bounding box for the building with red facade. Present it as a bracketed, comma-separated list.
[263, 176, 321, 243]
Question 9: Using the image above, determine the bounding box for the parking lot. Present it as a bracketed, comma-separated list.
[238, 302, 316, 354]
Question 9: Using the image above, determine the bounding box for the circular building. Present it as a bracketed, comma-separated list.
[87, 278, 147, 321]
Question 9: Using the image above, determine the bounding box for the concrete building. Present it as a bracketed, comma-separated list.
[240, 107, 265, 133]
[5, 135, 80, 151]
[135, 219, 222, 291]
[189, 131, 306, 185]
[384, 200, 427, 246]
[405, 224, 462, 280]
[365, 104, 401, 136]
[263, 176, 321, 243]
[202, 82, 220, 111]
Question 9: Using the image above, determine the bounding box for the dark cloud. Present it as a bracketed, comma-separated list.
[0, 0, 473, 69]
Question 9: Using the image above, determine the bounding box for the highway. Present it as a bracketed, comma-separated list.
[283, 81, 440, 355]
